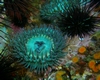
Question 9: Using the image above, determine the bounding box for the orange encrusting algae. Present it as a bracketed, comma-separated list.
[55, 71, 66, 80]
[88, 60, 96, 69]
[96, 74, 100, 80]
[97, 64, 100, 70]
[78, 46, 86, 54]
[88, 60, 100, 72]
[93, 51, 100, 59]
[72, 56, 79, 63]
[92, 66, 99, 72]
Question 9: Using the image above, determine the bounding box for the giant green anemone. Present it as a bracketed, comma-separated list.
[7, 24, 66, 74]
[40, 0, 90, 23]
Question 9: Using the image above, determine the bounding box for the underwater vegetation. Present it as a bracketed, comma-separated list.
[14, 76, 31, 80]
[56, 0, 100, 37]
[91, 30, 100, 50]
[7, 24, 66, 74]
[91, 30, 100, 40]
[55, 70, 66, 80]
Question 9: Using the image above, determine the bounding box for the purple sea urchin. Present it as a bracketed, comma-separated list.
[90, 0, 100, 8]
[56, 0, 100, 38]
[0, 53, 18, 80]
[7, 24, 66, 74]
[3, 0, 35, 27]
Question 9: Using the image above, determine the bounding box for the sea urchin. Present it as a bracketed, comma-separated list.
[3, 0, 35, 27]
[0, 53, 18, 80]
[7, 24, 66, 74]
[90, 0, 100, 8]
[57, 0, 99, 37]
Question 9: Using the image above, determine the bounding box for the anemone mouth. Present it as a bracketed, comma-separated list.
[8, 25, 66, 73]
[25, 37, 54, 73]
[26, 34, 54, 61]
